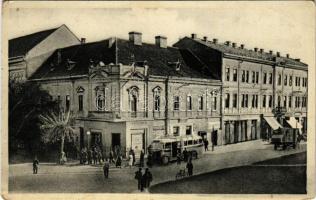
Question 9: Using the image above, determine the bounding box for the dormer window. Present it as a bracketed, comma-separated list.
[168, 60, 181, 71]
[66, 59, 76, 70]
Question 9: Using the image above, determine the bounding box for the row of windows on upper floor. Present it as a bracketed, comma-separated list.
[224, 93, 307, 109]
[225, 68, 308, 87]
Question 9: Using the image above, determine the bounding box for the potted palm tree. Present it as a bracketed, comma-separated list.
[39, 110, 75, 164]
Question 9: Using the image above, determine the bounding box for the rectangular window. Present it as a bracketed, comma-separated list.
[269, 95, 272, 108]
[246, 71, 249, 83]
[233, 93, 237, 108]
[187, 96, 192, 110]
[289, 96, 292, 108]
[242, 70, 246, 82]
[262, 95, 266, 108]
[252, 95, 255, 107]
[278, 74, 282, 85]
[269, 73, 273, 84]
[252, 71, 256, 83]
[78, 95, 83, 111]
[255, 95, 258, 108]
[198, 96, 203, 110]
[256, 72, 259, 84]
[245, 94, 249, 107]
[225, 68, 230, 81]
[173, 96, 180, 110]
[298, 97, 301, 107]
[66, 95, 70, 112]
[213, 96, 217, 110]
[241, 94, 245, 107]
[295, 77, 298, 86]
[263, 72, 267, 84]
[283, 96, 287, 108]
[298, 77, 301, 87]
[284, 75, 287, 86]
[225, 93, 230, 108]
[277, 96, 281, 107]
[173, 126, 180, 136]
[233, 69, 237, 82]
[186, 126, 192, 135]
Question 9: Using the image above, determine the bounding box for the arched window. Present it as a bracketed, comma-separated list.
[153, 87, 161, 111]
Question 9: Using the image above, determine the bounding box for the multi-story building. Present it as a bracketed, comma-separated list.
[9, 24, 81, 81]
[174, 34, 308, 144]
[30, 32, 222, 156]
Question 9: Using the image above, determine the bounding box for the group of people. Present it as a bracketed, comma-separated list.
[135, 168, 153, 192]
[80, 147, 105, 165]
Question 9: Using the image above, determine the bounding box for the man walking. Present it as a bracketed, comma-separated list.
[135, 168, 143, 191]
[33, 156, 39, 174]
[183, 148, 188, 162]
[87, 149, 92, 165]
[204, 139, 209, 151]
[186, 159, 193, 176]
[143, 168, 153, 191]
[103, 158, 110, 179]
[140, 150, 145, 167]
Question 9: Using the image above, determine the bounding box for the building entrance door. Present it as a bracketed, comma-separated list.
[79, 127, 84, 150]
[91, 132, 102, 150]
[111, 133, 121, 149]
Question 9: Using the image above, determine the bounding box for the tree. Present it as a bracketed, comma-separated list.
[39, 110, 76, 164]
[9, 79, 58, 159]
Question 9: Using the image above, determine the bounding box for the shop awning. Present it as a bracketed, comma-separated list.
[264, 117, 282, 131]
[286, 117, 303, 129]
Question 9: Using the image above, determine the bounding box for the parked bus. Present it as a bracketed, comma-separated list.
[148, 135, 204, 165]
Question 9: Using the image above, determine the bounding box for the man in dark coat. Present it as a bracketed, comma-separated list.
[87, 149, 92, 165]
[204, 139, 209, 151]
[176, 151, 181, 165]
[186, 159, 193, 176]
[33, 156, 39, 174]
[103, 158, 110, 179]
[183, 148, 188, 162]
[109, 149, 114, 164]
[93, 148, 98, 165]
[132, 149, 136, 166]
[143, 168, 153, 189]
[140, 150, 145, 167]
[135, 168, 143, 191]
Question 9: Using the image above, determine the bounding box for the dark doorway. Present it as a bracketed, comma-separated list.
[112, 133, 121, 148]
[211, 130, 218, 146]
[91, 132, 102, 150]
[79, 127, 84, 150]
[172, 142, 178, 157]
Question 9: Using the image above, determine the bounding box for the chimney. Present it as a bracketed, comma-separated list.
[276, 52, 280, 57]
[129, 31, 142, 45]
[240, 44, 245, 49]
[286, 54, 290, 58]
[81, 38, 86, 44]
[269, 50, 273, 55]
[232, 42, 237, 48]
[260, 48, 264, 53]
[225, 41, 231, 46]
[202, 36, 208, 41]
[155, 36, 167, 48]
[213, 38, 218, 44]
[254, 47, 258, 52]
[191, 33, 197, 39]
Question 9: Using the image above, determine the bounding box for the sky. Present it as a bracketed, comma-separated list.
[6, 1, 315, 68]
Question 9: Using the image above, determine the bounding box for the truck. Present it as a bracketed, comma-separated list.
[271, 128, 297, 150]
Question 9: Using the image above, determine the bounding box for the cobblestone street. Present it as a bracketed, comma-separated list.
[9, 140, 307, 193]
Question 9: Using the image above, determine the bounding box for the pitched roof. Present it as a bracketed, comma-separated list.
[9, 27, 58, 58]
[31, 38, 218, 80]
[190, 37, 307, 67]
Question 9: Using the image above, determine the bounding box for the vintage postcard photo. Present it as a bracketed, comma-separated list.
[1, 1, 315, 199]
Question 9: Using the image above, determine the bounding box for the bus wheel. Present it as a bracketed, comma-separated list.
[161, 156, 169, 165]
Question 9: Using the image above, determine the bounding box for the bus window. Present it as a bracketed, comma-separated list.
[188, 140, 193, 145]
[184, 141, 188, 146]
[199, 139, 203, 144]
[194, 140, 198, 144]
[165, 143, 171, 149]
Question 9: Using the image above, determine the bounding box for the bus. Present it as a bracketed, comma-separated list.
[148, 135, 204, 165]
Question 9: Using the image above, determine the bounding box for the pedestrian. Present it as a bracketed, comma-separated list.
[186, 159, 193, 176]
[79, 149, 83, 164]
[116, 155, 122, 168]
[134, 168, 143, 191]
[98, 150, 103, 164]
[87, 149, 92, 165]
[93, 148, 98, 165]
[33, 156, 39, 174]
[176, 151, 181, 165]
[204, 139, 209, 151]
[132, 149, 136, 166]
[140, 150, 145, 168]
[296, 134, 301, 149]
[146, 153, 153, 168]
[103, 158, 110, 179]
[183, 148, 188, 162]
[143, 168, 153, 190]
[129, 154, 133, 169]
[109, 149, 114, 164]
